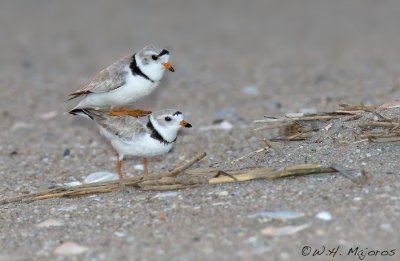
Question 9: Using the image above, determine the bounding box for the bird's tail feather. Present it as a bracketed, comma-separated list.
[69, 108, 94, 120]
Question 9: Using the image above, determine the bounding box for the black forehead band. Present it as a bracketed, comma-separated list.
[159, 49, 169, 56]
[173, 111, 182, 116]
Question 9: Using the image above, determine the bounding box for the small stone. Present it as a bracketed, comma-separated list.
[62, 149, 71, 157]
[280, 252, 290, 260]
[40, 111, 58, 120]
[244, 236, 258, 244]
[10, 122, 32, 131]
[134, 164, 144, 171]
[58, 205, 78, 212]
[114, 231, 127, 237]
[285, 112, 304, 118]
[83, 172, 119, 184]
[199, 120, 233, 131]
[316, 211, 332, 221]
[323, 123, 333, 131]
[153, 192, 179, 199]
[241, 85, 259, 95]
[64, 181, 82, 187]
[218, 191, 229, 196]
[380, 223, 392, 231]
[248, 211, 305, 221]
[54, 242, 88, 255]
[37, 219, 64, 228]
[261, 223, 311, 236]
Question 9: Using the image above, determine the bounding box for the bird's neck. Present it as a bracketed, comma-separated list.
[147, 117, 177, 144]
[132, 54, 165, 82]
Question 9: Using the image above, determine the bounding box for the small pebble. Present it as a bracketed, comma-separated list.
[54, 242, 88, 255]
[323, 123, 333, 131]
[199, 120, 233, 131]
[153, 192, 179, 199]
[380, 223, 392, 231]
[244, 236, 258, 244]
[280, 252, 290, 260]
[10, 122, 32, 131]
[241, 85, 259, 95]
[134, 164, 144, 171]
[58, 205, 78, 212]
[62, 149, 71, 157]
[261, 223, 311, 236]
[84, 172, 118, 184]
[40, 111, 58, 120]
[114, 231, 127, 237]
[316, 211, 332, 221]
[218, 191, 229, 196]
[285, 112, 304, 118]
[37, 219, 64, 228]
[64, 181, 82, 187]
[248, 211, 305, 221]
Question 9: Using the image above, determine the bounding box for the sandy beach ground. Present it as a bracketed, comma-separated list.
[1, 0, 400, 260]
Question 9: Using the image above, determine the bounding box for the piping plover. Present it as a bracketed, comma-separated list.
[72, 108, 191, 182]
[68, 45, 174, 117]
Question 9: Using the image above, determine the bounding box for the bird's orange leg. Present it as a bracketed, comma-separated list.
[143, 158, 151, 175]
[109, 107, 152, 117]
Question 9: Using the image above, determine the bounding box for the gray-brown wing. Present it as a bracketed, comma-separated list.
[67, 55, 132, 99]
[97, 114, 148, 142]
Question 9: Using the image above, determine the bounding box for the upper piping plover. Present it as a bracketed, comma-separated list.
[68, 45, 174, 117]
[72, 108, 192, 182]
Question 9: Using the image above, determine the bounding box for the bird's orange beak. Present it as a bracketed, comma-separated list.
[162, 62, 175, 72]
[179, 120, 192, 128]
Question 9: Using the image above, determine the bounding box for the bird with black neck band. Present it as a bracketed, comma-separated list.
[68, 45, 174, 117]
[70, 108, 192, 186]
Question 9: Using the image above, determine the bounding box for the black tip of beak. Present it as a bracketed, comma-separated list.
[185, 123, 192, 128]
[169, 66, 175, 72]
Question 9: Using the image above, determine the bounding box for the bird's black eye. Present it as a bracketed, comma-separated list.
[152, 55, 158, 60]
[165, 116, 172, 122]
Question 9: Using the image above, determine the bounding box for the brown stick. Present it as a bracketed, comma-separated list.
[0, 152, 207, 205]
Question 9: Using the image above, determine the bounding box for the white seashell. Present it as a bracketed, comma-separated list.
[83, 171, 119, 184]
[54, 242, 88, 255]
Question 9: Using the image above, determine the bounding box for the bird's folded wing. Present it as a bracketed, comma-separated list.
[68, 55, 131, 98]
[99, 115, 148, 141]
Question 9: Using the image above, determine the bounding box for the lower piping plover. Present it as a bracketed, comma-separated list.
[72, 108, 192, 182]
[67, 45, 174, 117]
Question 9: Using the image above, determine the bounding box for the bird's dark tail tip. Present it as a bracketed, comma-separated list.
[69, 109, 94, 120]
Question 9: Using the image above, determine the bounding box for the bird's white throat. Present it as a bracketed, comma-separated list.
[136, 54, 169, 82]
[149, 116, 179, 143]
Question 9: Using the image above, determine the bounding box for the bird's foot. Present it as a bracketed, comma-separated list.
[110, 107, 152, 117]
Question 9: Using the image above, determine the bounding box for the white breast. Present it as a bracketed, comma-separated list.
[76, 65, 159, 108]
[104, 130, 174, 159]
